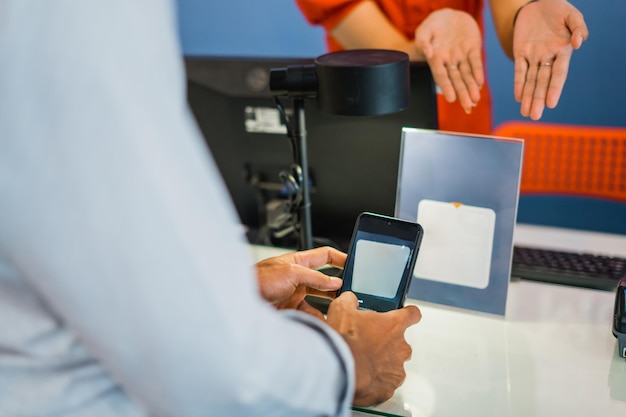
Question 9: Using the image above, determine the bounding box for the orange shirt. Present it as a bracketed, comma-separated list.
[296, 0, 492, 135]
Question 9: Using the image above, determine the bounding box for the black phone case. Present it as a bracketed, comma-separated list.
[338, 212, 423, 312]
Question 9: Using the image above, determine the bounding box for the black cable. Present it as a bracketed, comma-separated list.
[274, 97, 297, 163]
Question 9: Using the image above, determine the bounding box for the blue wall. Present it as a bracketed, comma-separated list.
[176, 0, 626, 129]
[177, 0, 325, 57]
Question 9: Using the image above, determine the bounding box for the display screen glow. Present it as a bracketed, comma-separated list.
[351, 239, 411, 298]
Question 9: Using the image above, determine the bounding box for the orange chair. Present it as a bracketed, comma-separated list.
[492, 121, 626, 203]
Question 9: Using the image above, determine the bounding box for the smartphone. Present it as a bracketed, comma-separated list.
[338, 212, 423, 312]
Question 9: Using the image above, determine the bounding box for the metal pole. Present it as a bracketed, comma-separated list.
[293, 98, 313, 250]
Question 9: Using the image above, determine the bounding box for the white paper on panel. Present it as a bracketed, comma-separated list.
[414, 199, 495, 289]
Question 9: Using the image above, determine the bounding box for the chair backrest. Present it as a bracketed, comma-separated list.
[492, 121, 626, 203]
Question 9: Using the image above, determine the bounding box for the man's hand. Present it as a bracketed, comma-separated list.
[326, 292, 422, 406]
[414, 8, 485, 114]
[513, 0, 589, 120]
[255, 247, 346, 319]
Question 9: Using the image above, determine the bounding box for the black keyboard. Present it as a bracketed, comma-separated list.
[511, 246, 626, 291]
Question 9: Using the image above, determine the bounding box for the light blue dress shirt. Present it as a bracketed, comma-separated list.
[0, 0, 353, 416]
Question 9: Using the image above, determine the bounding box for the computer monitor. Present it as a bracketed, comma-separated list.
[185, 55, 437, 250]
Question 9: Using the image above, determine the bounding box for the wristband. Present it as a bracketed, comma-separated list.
[513, 0, 539, 27]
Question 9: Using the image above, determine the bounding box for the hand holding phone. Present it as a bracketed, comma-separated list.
[337, 212, 423, 312]
[326, 291, 422, 407]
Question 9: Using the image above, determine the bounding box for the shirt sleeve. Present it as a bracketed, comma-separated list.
[296, 0, 365, 32]
[0, 1, 354, 416]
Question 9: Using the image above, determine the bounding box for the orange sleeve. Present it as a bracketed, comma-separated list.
[295, 0, 364, 32]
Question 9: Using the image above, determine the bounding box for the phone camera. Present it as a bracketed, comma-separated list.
[387, 221, 391, 226]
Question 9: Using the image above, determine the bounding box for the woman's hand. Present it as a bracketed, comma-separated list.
[512, 0, 588, 120]
[414, 8, 485, 114]
[255, 246, 346, 319]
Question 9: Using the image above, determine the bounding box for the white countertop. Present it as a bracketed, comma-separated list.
[249, 245, 626, 417]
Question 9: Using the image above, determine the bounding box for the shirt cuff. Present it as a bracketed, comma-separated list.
[281, 309, 355, 417]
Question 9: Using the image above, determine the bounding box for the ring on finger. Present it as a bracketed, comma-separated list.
[539, 61, 553, 67]
[447, 63, 459, 70]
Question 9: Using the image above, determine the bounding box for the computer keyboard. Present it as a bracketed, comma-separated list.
[511, 246, 626, 291]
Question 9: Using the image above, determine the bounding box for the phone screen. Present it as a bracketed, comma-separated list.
[340, 213, 423, 312]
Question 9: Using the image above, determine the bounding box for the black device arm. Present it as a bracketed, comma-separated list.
[613, 277, 626, 358]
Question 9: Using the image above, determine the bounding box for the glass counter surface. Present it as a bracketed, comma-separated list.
[250, 245, 626, 417]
